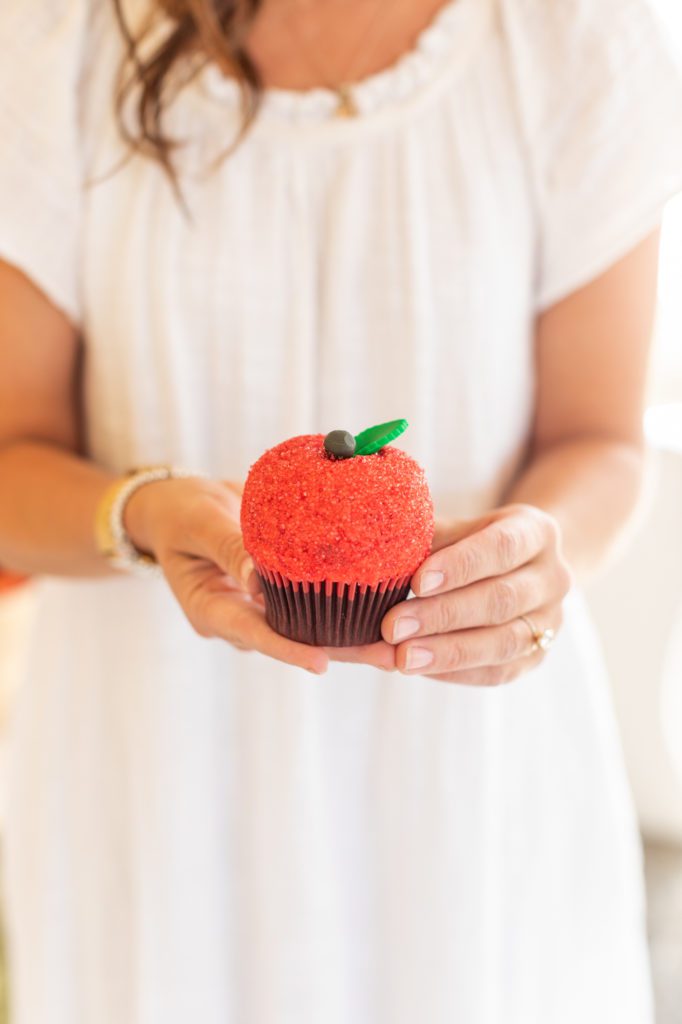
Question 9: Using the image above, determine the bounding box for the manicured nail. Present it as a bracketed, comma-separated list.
[393, 616, 420, 642]
[405, 647, 434, 671]
[418, 570, 444, 595]
[306, 657, 328, 676]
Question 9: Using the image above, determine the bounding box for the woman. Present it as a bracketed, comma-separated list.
[0, 0, 681, 1020]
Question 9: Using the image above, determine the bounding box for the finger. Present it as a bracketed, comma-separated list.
[184, 500, 256, 590]
[428, 648, 547, 687]
[166, 556, 327, 672]
[393, 604, 562, 676]
[221, 479, 245, 498]
[324, 641, 396, 671]
[244, 569, 263, 597]
[201, 591, 329, 674]
[382, 559, 563, 642]
[218, 484, 261, 592]
[412, 509, 548, 597]
[430, 513, 498, 554]
[201, 563, 262, 599]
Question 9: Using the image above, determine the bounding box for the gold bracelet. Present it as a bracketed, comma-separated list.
[94, 466, 196, 577]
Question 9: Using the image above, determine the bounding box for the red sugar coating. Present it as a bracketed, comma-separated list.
[241, 434, 435, 586]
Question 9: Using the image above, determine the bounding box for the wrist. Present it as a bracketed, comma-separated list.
[95, 466, 201, 576]
[123, 477, 176, 561]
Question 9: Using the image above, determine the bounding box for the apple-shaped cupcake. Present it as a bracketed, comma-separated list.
[240, 420, 434, 646]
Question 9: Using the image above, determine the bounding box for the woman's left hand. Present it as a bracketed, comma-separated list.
[379, 503, 573, 686]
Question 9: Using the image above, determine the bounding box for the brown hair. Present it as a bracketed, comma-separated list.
[112, 0, 263, 182]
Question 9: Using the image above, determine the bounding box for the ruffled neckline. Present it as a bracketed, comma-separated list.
[197, 0, 484, 122]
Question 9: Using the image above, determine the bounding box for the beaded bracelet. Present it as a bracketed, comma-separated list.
[94, 465, 197, 577]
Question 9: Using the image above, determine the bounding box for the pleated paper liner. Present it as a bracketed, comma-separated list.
[254, 562, 413, 646]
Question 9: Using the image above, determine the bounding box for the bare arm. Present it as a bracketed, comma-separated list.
[0, 261, 114, 576]
[504, 228, 660, 578]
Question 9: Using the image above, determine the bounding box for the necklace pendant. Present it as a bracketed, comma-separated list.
[335, 84, 359, 118]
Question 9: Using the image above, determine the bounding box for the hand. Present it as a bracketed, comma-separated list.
[380, 503, 573, 686]
[124, 476, 331, 674]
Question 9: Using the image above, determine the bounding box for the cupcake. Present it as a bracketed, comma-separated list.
[240, 420, 434, 646]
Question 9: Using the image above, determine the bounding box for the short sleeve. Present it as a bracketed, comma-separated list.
[0, 2, 88, 327]
[501, 0, 682, 312]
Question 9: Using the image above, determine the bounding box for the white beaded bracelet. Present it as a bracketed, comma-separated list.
[95, 465, 198, 577]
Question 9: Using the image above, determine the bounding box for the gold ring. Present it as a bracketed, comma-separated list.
[520, 614, 555, 654]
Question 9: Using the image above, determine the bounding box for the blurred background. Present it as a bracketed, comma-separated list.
[1, 3, 682, 1023]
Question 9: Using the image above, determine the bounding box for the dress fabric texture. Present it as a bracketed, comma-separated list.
[2, 0, 682, 1021]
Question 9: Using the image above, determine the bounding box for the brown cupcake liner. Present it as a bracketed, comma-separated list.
[254, 561, 413, 646]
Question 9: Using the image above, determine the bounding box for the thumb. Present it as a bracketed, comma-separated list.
[194, 512, 257, 591]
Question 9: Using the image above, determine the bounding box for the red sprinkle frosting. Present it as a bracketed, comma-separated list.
[241, 434, 434, 586]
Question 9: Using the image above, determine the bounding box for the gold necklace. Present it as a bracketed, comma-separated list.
[281, 0, 393, 118]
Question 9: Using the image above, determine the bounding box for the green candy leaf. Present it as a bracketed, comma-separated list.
[354, 418, 408, 456]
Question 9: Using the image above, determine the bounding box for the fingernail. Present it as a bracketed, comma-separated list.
[393, 616, 420, 642]
[418, 570, 444, 595]
[405, 647, 434, 671]
[240, 557, 255, 588]
[307, 663, 327, 676]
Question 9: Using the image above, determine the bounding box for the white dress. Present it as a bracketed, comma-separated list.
[2, 1, 682, 1021]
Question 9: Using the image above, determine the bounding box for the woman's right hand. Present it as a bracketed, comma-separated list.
[124, 476, 331, 675]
